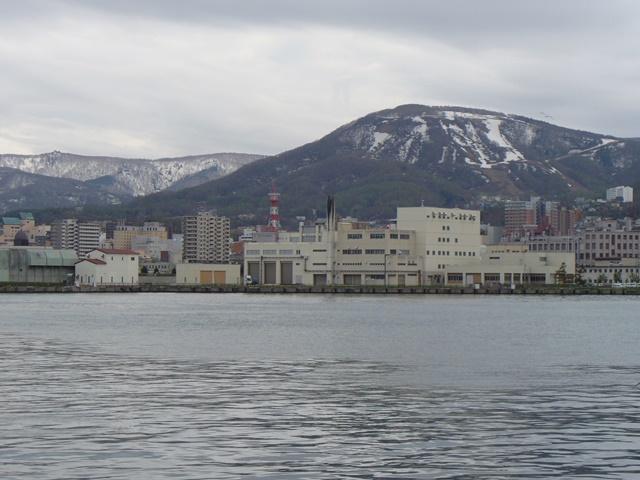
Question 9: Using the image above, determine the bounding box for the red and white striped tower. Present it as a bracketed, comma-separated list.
[266, 185, 281, 232]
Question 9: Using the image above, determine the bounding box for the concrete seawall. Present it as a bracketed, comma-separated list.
[1, 284, 640, 295]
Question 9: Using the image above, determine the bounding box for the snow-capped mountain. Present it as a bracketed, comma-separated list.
[334, 105, 625, 180]
[0, 151, 263, 198]
[126, 104, 640, 223]
[6, 105, 640, 220]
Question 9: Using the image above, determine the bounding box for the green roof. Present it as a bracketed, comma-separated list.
[1, 217, 21, 225]
[27, 249, 78, 266]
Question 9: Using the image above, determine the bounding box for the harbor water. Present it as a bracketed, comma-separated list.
[2, 293, 640, 479]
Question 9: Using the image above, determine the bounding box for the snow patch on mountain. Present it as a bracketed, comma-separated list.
[370, 132, 390, 151]
[484, 118, 525, 163]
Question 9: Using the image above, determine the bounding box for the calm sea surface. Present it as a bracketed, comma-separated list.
[2, 293, 640, 479]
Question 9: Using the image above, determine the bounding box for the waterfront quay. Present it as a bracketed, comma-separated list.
[2, 284, 640, 295]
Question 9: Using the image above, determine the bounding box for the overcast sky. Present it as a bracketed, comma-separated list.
[1, 0, 639, 158]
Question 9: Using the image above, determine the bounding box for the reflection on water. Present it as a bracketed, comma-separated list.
[3, 331, 640, 479]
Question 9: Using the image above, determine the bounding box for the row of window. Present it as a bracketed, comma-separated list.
[586, 268, 639, 273]
[246, 249, 301, 256]
[458, 273, 548, 283]
[429, 212, 477, 221]
[585, 243, 639, 250]
[582, 253, 640, 259]
[438, 237, 460, 243]
[427, 251, 476, 257]
[343, 249, 398, 255]
[585, 233, 640, 240]
[247, 249, 411, 256]
[346, 233, 411, 240]
[529, 244, 573, 251]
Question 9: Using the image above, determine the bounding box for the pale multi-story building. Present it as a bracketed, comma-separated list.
[244, 219, 422, 286]
[113, 221, 168, 250]
[504, 200, 536, 238]
[579, 230, 640, 263]
[396, 205, 482, 284]
[182, 212, 230, 264]
[77, 223, 101, 259]
[1, 217, 22, 244]
[51, 219, 78, 251]
[606, 186, 633, 203]
[51, 219, 101, 258]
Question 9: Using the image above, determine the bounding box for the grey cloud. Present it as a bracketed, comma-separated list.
[1, 0, 640, 158]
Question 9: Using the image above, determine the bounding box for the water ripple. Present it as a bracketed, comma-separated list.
[2, 333, 640, 479]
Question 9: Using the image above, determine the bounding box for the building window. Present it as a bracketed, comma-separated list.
[343, 249, 362, 255]
[390, 233, 398, 239]
[370, 233, 385, 239]
[347, 233, 362, 239]
[365, 249, 385, 255]
[400, 234, 410, 239]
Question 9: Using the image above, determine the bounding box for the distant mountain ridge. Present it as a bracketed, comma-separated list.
[122, 104, 640, 224]
[4, 105, 640, 222]
[0, 151, 263, 212]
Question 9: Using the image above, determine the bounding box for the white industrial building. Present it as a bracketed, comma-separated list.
[243, 201, 575, 287]
[75, 248, 140, 286]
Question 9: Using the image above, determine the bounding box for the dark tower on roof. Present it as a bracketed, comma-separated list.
[14, 230, 29, 247]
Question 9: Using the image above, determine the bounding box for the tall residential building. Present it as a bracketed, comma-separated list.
[504, 200, 536, 238]
[77, 223, 101, 259]
[606, 186, 633, 203]
[504, 198, 567, 238]
[51, 219, 100, 258]
[182, 212, 230, 264]
[558, 207, 576, 236]
[51, 219, 78, 251]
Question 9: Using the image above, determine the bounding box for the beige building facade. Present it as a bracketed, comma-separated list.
[114, 222, 168, 250]
[444, 248, 576, 286]
[396, 206, 482, 284]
